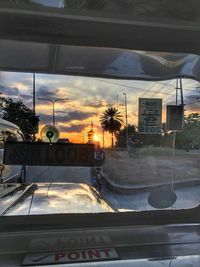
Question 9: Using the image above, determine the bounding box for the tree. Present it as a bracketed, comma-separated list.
[0, 97, 35, 140]
[100, 107, 123, 149]
[175, 113, 200, 151]
[115, 124, 141, 148]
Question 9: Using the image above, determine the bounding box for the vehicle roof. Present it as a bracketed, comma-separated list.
[0, 1, 200, 80]
[0, 118, 20, 132]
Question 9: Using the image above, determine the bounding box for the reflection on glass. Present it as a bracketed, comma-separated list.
[30, 0, 65, 8]
[9, 1, 200, 24]
[1, 183, 113, 215]
[114, 256, 200, 266]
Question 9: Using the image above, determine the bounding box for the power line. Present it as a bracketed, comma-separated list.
[98, 78, 197, 120]
[185, 106, 200, 110]
[97, 78, 174, 95]
[185, 100, 200, 106]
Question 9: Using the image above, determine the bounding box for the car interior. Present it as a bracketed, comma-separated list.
[0, 1, 200, 266]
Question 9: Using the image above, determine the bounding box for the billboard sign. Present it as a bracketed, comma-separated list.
[166, 105, 184, 131]
[138, 98, 162, 134]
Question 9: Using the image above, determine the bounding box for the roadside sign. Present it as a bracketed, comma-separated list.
[22, 248, 119, 265]
[166, 105, 184, 131]
[138, 98, 162, 134]
[4, 142, 94, 167]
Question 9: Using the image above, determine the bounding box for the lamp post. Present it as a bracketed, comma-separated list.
[37, 98, 69, 127]
[102, 130, 105, 149]
[123, 93, 128, 149]
[33, 73, 36, 141]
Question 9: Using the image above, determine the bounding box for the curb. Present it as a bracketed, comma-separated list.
[103, 173, 200, 194]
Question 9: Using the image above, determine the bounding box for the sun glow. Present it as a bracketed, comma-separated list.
[93, 133, 100, 142]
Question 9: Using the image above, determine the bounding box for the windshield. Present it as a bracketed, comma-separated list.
[0, 71, 200, 214]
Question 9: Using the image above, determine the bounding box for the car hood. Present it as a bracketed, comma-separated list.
[0, 183, 113, 215]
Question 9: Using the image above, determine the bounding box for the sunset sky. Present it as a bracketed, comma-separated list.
[0, 71, 200, 147]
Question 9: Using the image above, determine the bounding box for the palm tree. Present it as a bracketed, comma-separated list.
[100, 107, 123, 149]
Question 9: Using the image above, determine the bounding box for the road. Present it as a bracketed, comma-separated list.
[26, 166, 90, 184]
[26, 165, 200, 212]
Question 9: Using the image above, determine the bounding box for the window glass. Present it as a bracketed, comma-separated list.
[0, 71, 200, 214]
[4, 0, 200, 25]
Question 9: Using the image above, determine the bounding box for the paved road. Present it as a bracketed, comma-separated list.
[26, 166, 91, 184]
[26, 166, 200, 212]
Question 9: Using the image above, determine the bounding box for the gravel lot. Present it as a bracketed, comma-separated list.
[103, 148, 200, 187]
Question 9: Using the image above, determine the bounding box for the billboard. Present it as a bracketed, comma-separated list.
[138, 98, 162, 134]
[166, 105, 184, 131]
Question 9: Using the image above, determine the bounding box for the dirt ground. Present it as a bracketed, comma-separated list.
[103, 147, 200, 187]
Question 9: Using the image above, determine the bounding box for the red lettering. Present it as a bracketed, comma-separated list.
[68, 252, 80, 260]
[101, 248, 111, 257]
[88, 250, 100, 259]
[55, 252, 66, 262]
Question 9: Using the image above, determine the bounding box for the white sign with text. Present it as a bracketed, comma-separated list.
[138, 98, 162, 134]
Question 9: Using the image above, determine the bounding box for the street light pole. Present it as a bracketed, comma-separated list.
[37, 98, 69, 127]
[33, 73, 36, 141]
[52, 101, 55, 127]
[123, 93, 128, 149]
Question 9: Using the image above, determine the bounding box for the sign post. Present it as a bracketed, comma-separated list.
[138, 98, 162, 134]
[166, 105, 184, 131]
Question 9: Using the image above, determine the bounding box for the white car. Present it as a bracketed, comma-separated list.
[0, 118, 24, 183]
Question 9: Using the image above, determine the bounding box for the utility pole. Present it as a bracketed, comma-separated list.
[102, 130, 105, 149]
[175, 78, 184, 106]
[33, 73, 36, 141]
[37, 98, 69, 127]
[123, 92, 128, 149]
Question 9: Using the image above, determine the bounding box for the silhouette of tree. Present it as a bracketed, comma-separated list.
[0, 96, 35, 140]
[100, 107, 123, 149]
[115, 125, 137, 148]
[176, 113, 200, 150]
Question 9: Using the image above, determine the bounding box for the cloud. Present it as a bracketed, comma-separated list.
[20, 94, 33, 101]
[185, 93, 200, 102]
[0, 84, 32, 106]
[39, 110, 96, 125]
[1, 72, 33, 90]
[84, 98, 109, 108]
[36, 86, 60, 99]
[0, 84, 19, 96]
[67, 111, 96, 120]
[38, 114, 67, 124]
[59, 124, 87, 133]
[184, 90, 200, 109]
